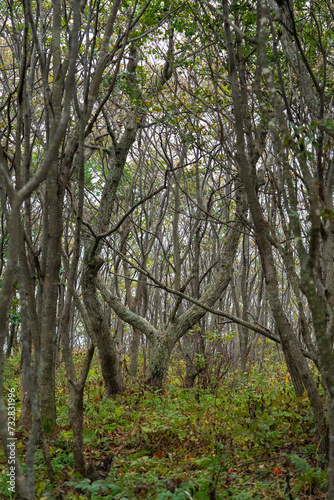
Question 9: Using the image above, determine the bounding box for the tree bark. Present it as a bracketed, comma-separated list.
[82, 257, 122, 396]
[129, 328, 141, 378]
[6, 322, 16, 358]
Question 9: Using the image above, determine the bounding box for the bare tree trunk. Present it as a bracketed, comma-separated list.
[60, 115, 97, 474]
[20, 332, 32, 430]
[258, 338, 266, 373]
[147, 338, 173, 389]
[61, 294, 95, 475]
[82, 257, 122, 396]
[129, 328, 141, 378]
[142, 335, 147, 379]
[240, 234, 250, 372]
[38, 202, 61, 436]
[182, 334, 199, 389]
[67, 346, 95, 475]
[328, 398, 334, 498]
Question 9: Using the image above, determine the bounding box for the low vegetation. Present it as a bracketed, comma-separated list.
[1, 349, 328, 499]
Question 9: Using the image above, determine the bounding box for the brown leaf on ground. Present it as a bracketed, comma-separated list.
[134, 483, 154, 498]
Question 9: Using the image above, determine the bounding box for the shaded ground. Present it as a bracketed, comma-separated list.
[0, 354, 328, 499]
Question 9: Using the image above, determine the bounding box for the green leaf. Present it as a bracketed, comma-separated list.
[115, 407, 122, 417]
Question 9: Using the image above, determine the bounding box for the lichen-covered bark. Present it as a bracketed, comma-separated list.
[146, 339, 173, 389]
[129, 328, 141, 378]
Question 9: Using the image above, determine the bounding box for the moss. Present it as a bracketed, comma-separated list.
[42, 416, 56, 437]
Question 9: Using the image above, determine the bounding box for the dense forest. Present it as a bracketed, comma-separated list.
[0, 0, 333, 498]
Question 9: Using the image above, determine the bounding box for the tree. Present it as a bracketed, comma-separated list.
[197, 0, 333, 462]
[0, 0, 82, 490]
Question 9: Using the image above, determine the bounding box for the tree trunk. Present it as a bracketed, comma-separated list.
[129, 327, 141, 378]
[328, 398, 334, 498]
[20, 333, 32, 430]
[82, 257, 122, 396]
[38, 183, 62, 436]
[146, 338, 173, 389]
[183, 334, 198, 388]
[62, 317, 95, 475]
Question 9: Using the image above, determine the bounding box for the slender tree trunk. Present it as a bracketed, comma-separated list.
[69, 386, 85, 475]
[231, 276, 248, 373]
[61, 304, 95, 475]
[258, 338, 266, 373]
[37, 0, 65, 435]
[328, 398, 334, 498]
[82, 257, 122, 396]
[20, 329, 32, 430]
[240, 234, 250, 372]
[183, 334, 198, 388]
[129, 328, 141, 378]
[65, 344, 94, 477]
[142, 336, 147, 379]
[38, 179, 62, 436]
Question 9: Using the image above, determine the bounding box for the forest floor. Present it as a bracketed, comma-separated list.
[0, 352, 328, 499]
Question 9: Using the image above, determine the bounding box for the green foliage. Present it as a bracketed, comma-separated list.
[1, 356, 328, 499]
[66, 477, 122, 497]
[2, 352, 21, 393]
[8, 310, 20, 327]
[289, 454, 328, 495]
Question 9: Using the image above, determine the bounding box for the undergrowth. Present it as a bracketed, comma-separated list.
[0, 351, 328, 499]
